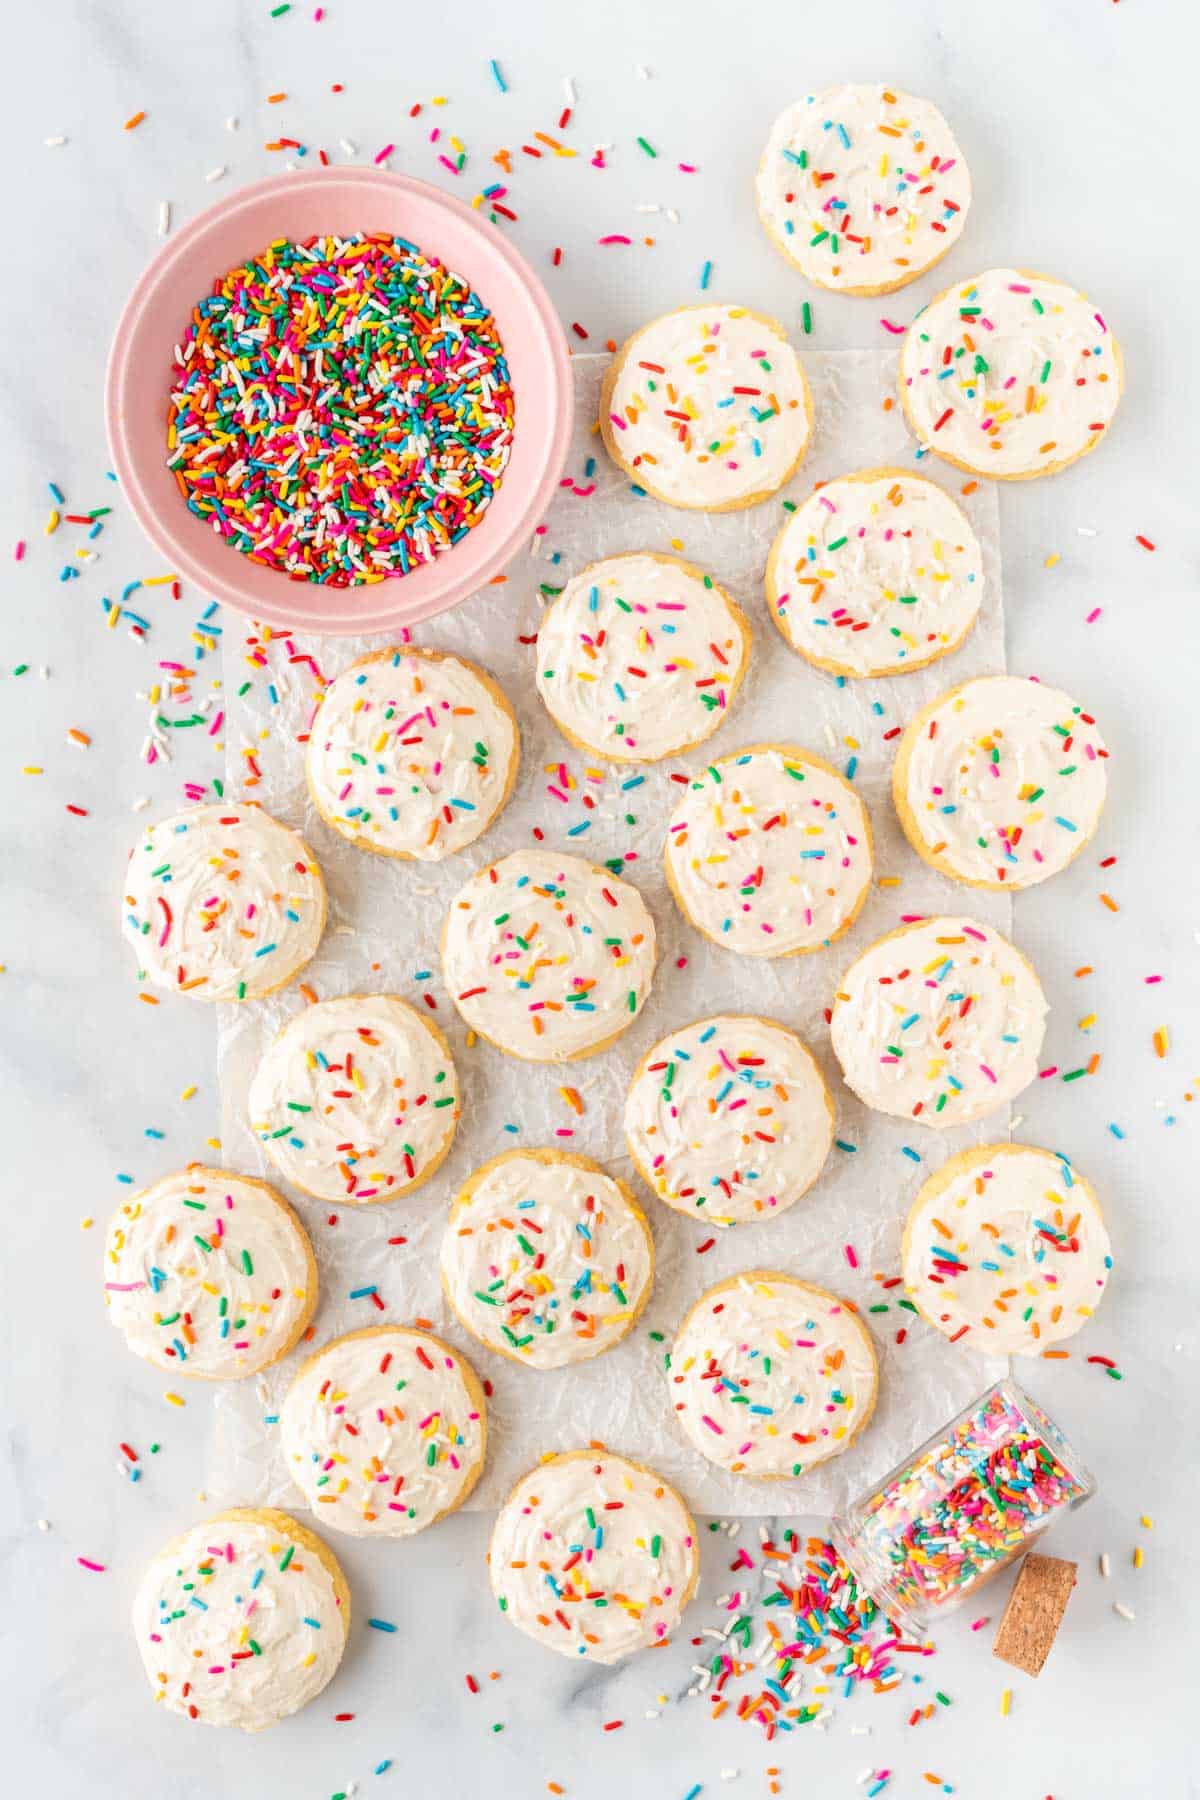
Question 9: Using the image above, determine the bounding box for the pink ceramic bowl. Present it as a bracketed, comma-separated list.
[106, 170, 573, 635]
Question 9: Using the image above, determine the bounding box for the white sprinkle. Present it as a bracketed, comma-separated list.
[158, 201, 171, 236]
[850, 1725, 872, 1736]
[645, 1708, 660, 1719]
[563, 76, 576, 105]
[636, 64, 652, 78]
[339, 138, 358, 157]
[37, 1519, 51, 1532]
[635, 203, 661, 214]
[226, 116, 239, 132]
[1099, 1552, 1111, 1578]
[666, 207, 681, 224]
[133, 796, 150, 812]
[45, 135, 67, 148]
[1076, 525, 1098, 537]
[1113, 1602, 1135, 1621]
[205, 166, 227, 184]
[719, 1773, 740, 1784]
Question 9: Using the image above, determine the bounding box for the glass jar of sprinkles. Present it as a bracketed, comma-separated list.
[833, 1380, 1095, 1633]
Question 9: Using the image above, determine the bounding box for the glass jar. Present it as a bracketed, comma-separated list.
[833, 1378, 1095, 1634]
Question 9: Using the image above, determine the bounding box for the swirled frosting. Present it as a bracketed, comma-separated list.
[900, 269, 1122, 476]
[895, 674, 1108, 887]
[132, 1512, 346, 1730]
[536, 553, 749, 760]
[768, 471, 982, 677]
[280, 1328, 486, 1537]
[624, 1014, 832, 1226]
[306, 647, 518, 860]
[489, 1451, 698, 1662]
[248, 994, 459, 1203]
[602, 305, 811, 509]
[105, 1168, 314, 1378]
[442, 850, 657, 1061]
[756, 85, 970, 292]
[903, 1144, 1112, 1355]
[668, 1272, 877, 1476]
[441, 1150, 653, 1368]
[830, 916, 1047, 1128]
[664, 746, 872, 956]
[121, 803, 325, 1001]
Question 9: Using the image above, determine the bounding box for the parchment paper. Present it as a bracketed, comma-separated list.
[209, 350, 1008, 1517]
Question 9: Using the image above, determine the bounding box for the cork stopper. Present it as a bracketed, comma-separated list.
[991, 1552, 1077, 1676]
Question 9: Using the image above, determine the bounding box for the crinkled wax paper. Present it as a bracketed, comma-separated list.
[209, 351, 1007, 1517]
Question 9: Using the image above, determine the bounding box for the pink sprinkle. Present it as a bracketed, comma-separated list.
[970, 1616, 990, 1631]
[1038, 1066, 1059, 1080]
[879, 318, 906, 335]
[374, 144, 395, 165]
[598, 235, 632, 246]
[701, 1414, 724, 1435]
[1086, 607, 1102, 623]
[1145, 974, 1163, 984]
[14, 540, 25, 561]
[77, 1557, 106, 1573]
[844, 1243, 858, 1269]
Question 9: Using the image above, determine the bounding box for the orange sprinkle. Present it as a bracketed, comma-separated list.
[1074, 965, 1093, 977]
[1153, 1028, 1169, 1058]
[559, 1086, 584, 1115]
[123, 111, 146, 131]
[1099, 892, 1119, 913]
[961, 480, 978, 495]
[137, 992, 160, 1006]
[67, 728, 91, 746]
[267, 92, 287, 103]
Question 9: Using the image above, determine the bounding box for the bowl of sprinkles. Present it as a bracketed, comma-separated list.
[106, 169, 572, 634]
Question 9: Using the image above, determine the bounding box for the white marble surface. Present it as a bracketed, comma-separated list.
[2, 1, 1197, 1795]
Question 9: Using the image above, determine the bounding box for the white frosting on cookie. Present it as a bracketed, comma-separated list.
[280, 1329, 485, 1537]
[757, 85, 970, 292]
[441, 1151, 653, 1368]
[489, 1451, 698, 1663]
[900, 269, 1121, 476]
[248, 995, 459, 1203]
[536, 553, 748, 761]
[624, 1015, 832, 1227]
[830, 917, 1047, 1128]
[904, 1145, 1112, 1355]
[668, 1273, 877, 1476]
[603, 305, 811, 509]
[664, 747, 872, 957]
[896, 675, 1108, 887]
[132, 1513, 346, 1730]
[121, 803, 325, 1001]
[769, 472, 982, 676]
[105, 1168, 314, 1379]
[306, 648, 518, 860]
[443, 850, 657, 1061]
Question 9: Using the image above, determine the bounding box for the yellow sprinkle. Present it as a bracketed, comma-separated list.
[181, 1084, 197, 1100]
[206, 1137, 221, 1150]
[1044, 552, 1061, 569]
[877, 876, 902, 888]
[1078, 1013, 1096, 1031]
[165, 1392, 186, 1408]
[45, 510, 60, 535]
[1133, 1546, 1144, 1569]
[80, 1216, 94, 1231]
[1000, 1688, 1012, 1717]
[1140, 1514, 1154, 1529]
[23, 766, 44, 776]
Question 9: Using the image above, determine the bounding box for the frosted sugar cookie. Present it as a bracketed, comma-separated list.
[892, 674, 1109, 889]
[248, 994, 459, 1204]
[104, 1167, 317, 1379]
[899, 269, 1123, 478]
[766, 468, 982, 678]
[535, 552, 751, 761]
[830, 916, 1047, 1128]
[121, 802, 325, 1001]
[624, 1014, 833, 1227]
[488, 1449, 699, 1663]
[279, 1326, 487, 1537]
[442, 849, 657, 1061]
[902, 1143, 1111, 1354]
[132, 1508, 349, 1729]
[667, 1271, 878, 1477]
[664, 745, 872, 957]
[305, 646, 519, 861]
[440, 1148, 654, 1368]
[756, 84, 971, 294]
[599, 304, 812, 511]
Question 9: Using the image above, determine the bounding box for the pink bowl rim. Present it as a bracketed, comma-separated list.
[104, 168, 573, 636]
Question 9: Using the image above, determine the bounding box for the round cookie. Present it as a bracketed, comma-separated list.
[899, 268, 1123, 479]
[667, 1271, 878, 1477]
[624, 1014, 833, 1227]
[132, 1507, 349, 1730]
[442, 849, 657, 1062]
[901, 1142, 1112, 1355]
[279, 1326, 487, 1537]
[829, 916, 1048, 1129]
[305, 646, 519, 861]
[756, 84, 971, 295]
[440, 1148, 655, 1369]
[535, 551, 751, 762]
[599, 304, 813, 512]
[248, 993, 459, 1204]
[121, 803, 326, 1001]
[664, 744, 873, 957]
[488, 1449, 699, 1663]
[891, 674, 1109, 889]
[766, 468, 983, 678]
[104, 1166, 317, 1380]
